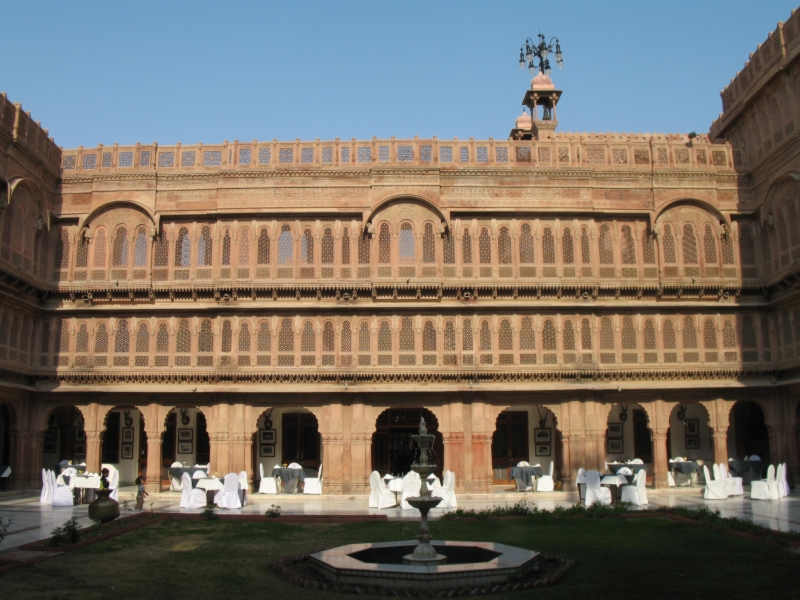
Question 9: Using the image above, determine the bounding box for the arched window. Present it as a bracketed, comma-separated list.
[721, 235, 734, 265]
[399, 317, 415, 351]
[238, 228, 250, 266]
[462, 319, 474, 351]
[543, 320, 557, 351]
[115, 320, 130, 353]
[599, 224, 613, 264]
[760, 224, 772, 265]
[378, 321, 392, 352]
[154, 232, 168, 267]
[620, 225, 636, 264]
[94, 228, 107, 268]
[581, 319, 592, 350]
[257, 321, 271, 352]
[278, 224, 293, 265]
[134, 227, 148, 267]
[479, 320, 492, 351]
[723, 320, 736, 349]
[156, 323, 169, 354]
[682, 224, 698, 264]
[423, 223, 436, 264]
[221, 321, 232, 353]
[135, 322, 149, 353]
[443, 231, 455, 264]
[703, 224, 718, 264]
[341, 228, 351, 265]
[301, 321, 315, 352]
[462, 228, 473, 264]
[563, 320, 575, 350]
[175, 227, 191, 267]
[703, 319, 717, 350]
[19, 316, 30, 355]
[643, 319, 656, 349]
[359, 321, 371, 352]
[76, 323, 89, 353]
[378, 223, 391, 264]
[423, 321, 437, 351]
[198, 319, 213, 352]
[562, 228, 574, 264]
[683, 317, 697, 349]
[663, 224, 676, 264]
[258, 228, 271, 265]
[444, 321, 456, 351]
[75, 233, 89, 268]
[520, 316, 535, 350]
[301, 229, 314, 264]
[95, 323, 108, 353]
[739, 227, 756, 265]
[238, 322, 251, 353]
[742, 316, 756, 349]
[1, 203, 14, 248]
[479, 228, 492, 264]
[600, 317, 614, 350]
[519, 223, 534, 263]
[621, 316, 636, 349]
[542, 227, 555, 264]
[278, 318, 294, 352]
[322, 228, 334, 264]
[39, 321, 50, 359]
[580, 226, 591, 264]
[221, 228, 231, 266]
[341, 321, 352, 353]
[498, 226, 512, 264]
[55, 229, 70, 269]
[642, 229, 656, 264]
[499, 320, 513, 351]
[176, 319, 191, 353]
[112, 227, 128, 267]
[398, 223, 415, 263]
[322, 321, 335, 352]
[358, 230, 371, 265]
[663, 320, 676, 349]
[198, 226, 213, 267]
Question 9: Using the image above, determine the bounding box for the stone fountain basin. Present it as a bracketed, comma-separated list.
[310, 540, 539, 591]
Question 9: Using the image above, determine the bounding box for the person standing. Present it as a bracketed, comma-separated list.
[135, 476, 148, 511]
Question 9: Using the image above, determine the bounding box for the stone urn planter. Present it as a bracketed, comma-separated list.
[88, 489, 120, 523]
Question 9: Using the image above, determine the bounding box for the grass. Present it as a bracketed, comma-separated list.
[1, 511, 799, 600]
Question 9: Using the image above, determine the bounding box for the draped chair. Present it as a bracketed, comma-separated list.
[703, 465, 728, 500]
[400, 471, 421, 510]
[621, 470, 648, 506]
[584, 470, 612, 507]
[180, 472, 206, 509]
[109, 470, 120, 501]
[214, 473, 242, 509]
[258, 463, 278, 494]
[303, 464, 323, 495]
[536, 462, 555, 492]
[368, 471, 396, 509]
[751, 465, 778, 500]
[719, 463, 743, 496]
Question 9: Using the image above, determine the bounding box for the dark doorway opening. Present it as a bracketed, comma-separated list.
[372, 408, 443, 479]
[492, 411, 529, 482]
[632, 409, 653, 463]
[282, 413, 320, 468]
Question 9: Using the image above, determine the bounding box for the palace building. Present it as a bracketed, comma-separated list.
[1, 13, 800, 494]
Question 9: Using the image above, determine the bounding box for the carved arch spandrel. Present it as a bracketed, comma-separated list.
[366, 197, 448, 233]
[79, 203, 156, 239]
[699, 399, 734, 434]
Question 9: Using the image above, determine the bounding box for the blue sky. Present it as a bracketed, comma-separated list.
[2, 1, 797, 148]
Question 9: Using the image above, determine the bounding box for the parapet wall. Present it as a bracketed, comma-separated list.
[0, 93, 62, 177]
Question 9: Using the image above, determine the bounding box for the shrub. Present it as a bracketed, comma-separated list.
[265, 504, 282, 518]
[0, 517, 11, 547]
[48, 517, 81, 546]
[201, 507, 218, 521]
[439, 499, 630, 521]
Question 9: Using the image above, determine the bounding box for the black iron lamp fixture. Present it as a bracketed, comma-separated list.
[518, 32, 563, 76]
[676, 403, 688, 422]
[619, 404, 629, 422]
[180, 408, 190, 426]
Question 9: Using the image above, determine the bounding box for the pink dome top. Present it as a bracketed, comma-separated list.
[515, 110, 532, 128]
[530, 72, 555, 90]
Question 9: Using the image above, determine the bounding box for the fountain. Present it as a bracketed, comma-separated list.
[308, 417, 542, 591]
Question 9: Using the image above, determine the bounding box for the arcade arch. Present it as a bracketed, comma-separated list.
[100, 406, 147, 485]
[491, 406, 560, 485]
[41, 405, 86, 471]
[727, 400, 770, 465]
[605, 403, 653, 465]
[372, 408, 443, 479]
[162, 407, 210, 481]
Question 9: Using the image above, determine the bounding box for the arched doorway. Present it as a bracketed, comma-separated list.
[492, 406, 561, 485]
[372, 408, 443, 479]
[666, 403, 713, 462]
[727, 401, 770, 465]
[162, 407, 210, 483]
[41, 406, 85, 471]
[101, 407, 147, 486]
[606, 404, 653, 464]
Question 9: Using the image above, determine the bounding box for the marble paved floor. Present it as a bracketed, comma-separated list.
[1, 488, 797, 555]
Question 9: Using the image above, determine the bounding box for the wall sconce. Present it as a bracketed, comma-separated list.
[180, 408, 190, 426]
[123, 410, 133, 428]
[619, 404, 629, 422]
[676, 403, 687, 422]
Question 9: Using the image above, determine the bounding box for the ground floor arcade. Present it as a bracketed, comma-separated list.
[0, 387, 798, 494]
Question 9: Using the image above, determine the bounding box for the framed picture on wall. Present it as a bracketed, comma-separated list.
[260, 429, 276, 444]
[121, 444, 134, 460]
[75, 430, 85, 442]
[608, 439, 624, 454]
[74, 443, 85, 457]
[534, 428, 551, 443]
[43, 441, 56, 454]
[685, 419, 699, 436]
[608, 423, 623, 438]
[178, 442, 193, 454]
[122, 427, 135, 443]
[260, 444, 275, 458]
[178, 429, 193, 441]
[685, 436, 700, 450]
[535, 444, 551, 457]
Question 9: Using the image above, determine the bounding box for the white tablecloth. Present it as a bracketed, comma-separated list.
[195, 478, 224, 491]
[57, 474, 100, 489]
[601, 474, 629, 487]
[386, 478, 403, 493]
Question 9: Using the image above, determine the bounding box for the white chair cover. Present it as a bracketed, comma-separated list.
[748, 455, 761, 461]
[238, 470, 249, 505]
[776, 464, 787, 498]
[536, 461, 555, 492]
[180, 473, 193, 508]
[400, 471, 421, 509]
[703, 465, 728, 500]
[446, 471, 457, 508]
[516, 461, 530, 467]
[187, 488, 207, 509]
[667, 472, 676, 487]
[170, 461, 182, 468]
[712, 464, 721, 481]
[47, 470, 57, 505]
[287, 462, 302, 469]
[430, 471, 448, 508]
[780, 463, 790, 498]
[62, 467, 77, 476]
[719, 463, 743, 496]
[40, 468, 49, 504]
[52, 477, 75, 507]
[584, 470, 612, 506]
[576, 468, 587, 501]
[630, 458, 644, 464]
[192, 470, 205, 479]
[751, 464, 778, 500]
[620, 469, 648, 506]
[109, 470, 119, 501]
[303, 464, 323, 495]
[258, 463, 278, 494]
[170, 474, 183, 491]
[617, 467, 633, 476]
[214, 473, 242, 509]
[369, 470, 397, 508]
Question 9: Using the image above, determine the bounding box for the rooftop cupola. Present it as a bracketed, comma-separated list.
[514, 32, 564, 141]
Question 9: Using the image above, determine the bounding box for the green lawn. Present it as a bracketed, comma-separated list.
[2, 515, 799, 600]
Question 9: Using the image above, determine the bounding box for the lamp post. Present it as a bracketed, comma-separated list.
[518, 32, 563, 76]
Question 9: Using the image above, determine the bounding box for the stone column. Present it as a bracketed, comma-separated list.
[209, 433, 230, 476]
[559, 434, 573, 491]
[348, 433, 372, 494]
[470, 432, 492, 493]
[18, 430, 44, 489]
[85, 432, 102, 474]
[442, 432, 465, 491]
[651, 430, 669, 488]
[145, 436, 163, 493]
[321, 433, 343, 494]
